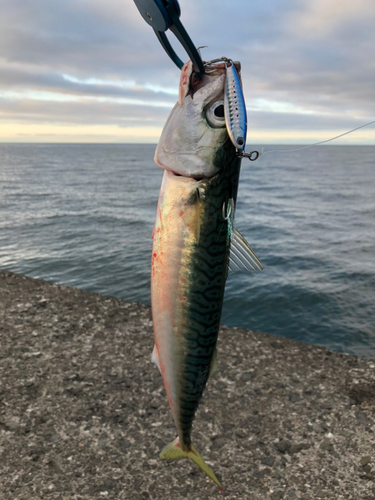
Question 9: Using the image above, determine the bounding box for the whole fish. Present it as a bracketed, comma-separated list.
[151, 59, 262, 488]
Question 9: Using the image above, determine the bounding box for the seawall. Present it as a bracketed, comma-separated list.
[0, 270, 374, 500]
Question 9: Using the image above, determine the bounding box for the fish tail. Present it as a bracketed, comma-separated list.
[159, 437, 222, 491]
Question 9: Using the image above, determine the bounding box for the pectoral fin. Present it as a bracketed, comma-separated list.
[195, 188, 201, 244]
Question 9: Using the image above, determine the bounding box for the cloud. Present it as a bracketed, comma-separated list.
[0, 96, 170, 127]
[0, 0, 374, 143]
[287, 0, 375, 38]
[0, 66, 177, 105]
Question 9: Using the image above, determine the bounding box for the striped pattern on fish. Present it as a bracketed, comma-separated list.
[151, 157, 241, 488]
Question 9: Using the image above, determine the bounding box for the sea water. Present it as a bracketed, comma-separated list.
[0, 143, 374, 359]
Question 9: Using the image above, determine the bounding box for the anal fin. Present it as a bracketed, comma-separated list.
[151, 344, 161, 374]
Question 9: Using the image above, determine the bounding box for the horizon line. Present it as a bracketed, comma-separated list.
[1, 141, 374, 146]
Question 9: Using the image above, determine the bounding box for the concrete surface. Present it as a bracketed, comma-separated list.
[0, 270, 375, 499]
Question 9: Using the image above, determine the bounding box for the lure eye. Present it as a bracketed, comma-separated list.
[206, 100, 226, 128]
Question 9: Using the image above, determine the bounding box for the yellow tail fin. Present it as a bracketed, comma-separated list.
[159, 437, 222, 491]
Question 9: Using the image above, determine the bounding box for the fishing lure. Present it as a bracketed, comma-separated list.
[224, 62, 247, 152]
[206, 56, 259, 161]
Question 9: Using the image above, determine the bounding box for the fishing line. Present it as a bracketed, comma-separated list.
[258, 119, 375, 157]
[203, 56, 374, 161]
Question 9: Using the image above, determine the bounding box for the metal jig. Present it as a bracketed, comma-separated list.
[203, 57, 260, 161]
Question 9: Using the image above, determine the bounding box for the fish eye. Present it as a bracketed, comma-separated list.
[206, 100, 226, 128]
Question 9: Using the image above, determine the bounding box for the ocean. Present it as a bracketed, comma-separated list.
[0, 143, 374, 359]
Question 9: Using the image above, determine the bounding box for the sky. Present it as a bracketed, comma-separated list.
[0, 0, 374, 144]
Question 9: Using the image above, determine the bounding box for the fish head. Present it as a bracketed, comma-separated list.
[155, 60, 240, 179]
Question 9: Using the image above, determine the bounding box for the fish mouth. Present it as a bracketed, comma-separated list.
[170, 170, 205, 180]
[154, 151, 208, 180]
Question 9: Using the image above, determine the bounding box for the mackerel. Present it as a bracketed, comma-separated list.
[151, 59, 262, 488]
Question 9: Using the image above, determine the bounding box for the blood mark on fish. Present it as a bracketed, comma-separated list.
[179, 60, 193, 104]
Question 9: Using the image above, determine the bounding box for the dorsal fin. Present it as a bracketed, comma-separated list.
[209, 347, 218, 376]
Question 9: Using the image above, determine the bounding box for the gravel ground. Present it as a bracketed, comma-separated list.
[0, 269, 375, 500]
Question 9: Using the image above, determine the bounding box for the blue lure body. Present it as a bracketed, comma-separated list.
[224, 63, 247, 152]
